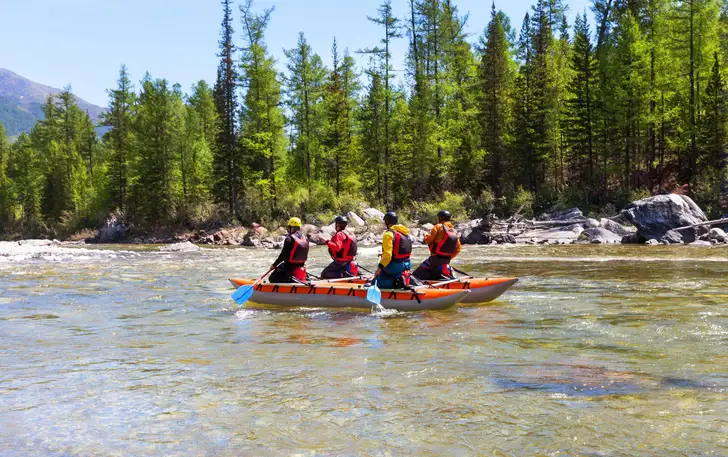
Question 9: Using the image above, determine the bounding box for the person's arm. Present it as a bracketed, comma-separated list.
[272, 236, 293, 268]
[377, 231, 394, 271]
[326, 231, 344, 254]
[424, 224, 439, 246]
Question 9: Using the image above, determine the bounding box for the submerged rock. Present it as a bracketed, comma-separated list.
[160, 241, 200, 252]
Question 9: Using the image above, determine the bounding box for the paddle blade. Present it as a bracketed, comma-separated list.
[232, 285, 254, 305]
[366, 284, 382, 306]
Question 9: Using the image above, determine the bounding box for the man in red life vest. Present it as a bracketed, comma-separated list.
[269, 217, 309, 283]
[320, 215, 359, 279]
[413, 210, 461, 280]
[373, 212, 413, 289]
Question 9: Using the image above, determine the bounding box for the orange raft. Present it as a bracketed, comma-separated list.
[228, 279, 470, 311]
[313, 277, 518, 304]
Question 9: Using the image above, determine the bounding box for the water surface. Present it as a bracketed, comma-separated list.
[1, 244, 727, 455]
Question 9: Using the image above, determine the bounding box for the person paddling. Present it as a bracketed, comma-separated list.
[320, 216, 359, 279]
[413, 210, 461, 281]
[269, 217, 309, 283]
[373, 212, 412, 289]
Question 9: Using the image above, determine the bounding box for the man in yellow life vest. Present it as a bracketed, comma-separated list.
[269, 217, 309, 283]
[413, 210, 461, 281]
[373, 212, 412, 289]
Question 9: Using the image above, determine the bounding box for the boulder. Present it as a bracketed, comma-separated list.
[578, 227, 622, 244]
[584, 218, 600, 228]
[645, 239, 659, 245]
[160, 241, 200, 252]
[308, 231, 331, 245]
[622, 233, 640, 244]
[253, 226, 269, 237]
[96, 214, 127, 243]
[621, 194, 707, 242]
[538, 207, 584, 221]
[362, 207, 385, 222]
[493, 234, 517, 244]
[708, 228, 727, 243]
[600, 218, 635, 237]
[321, 223, 337, 236]
[420, 223, 434, 232]
[346, 211, 366, 227]
[358, 232, 378, 247]
[460, 224, 491, 244]
[241, 234, 262, 247]
[660, 230, 684, 244]
[689, 240, 713, 247]
[301, 224, 319, 236]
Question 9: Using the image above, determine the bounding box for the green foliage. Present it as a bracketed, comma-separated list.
[409, 191, 467, 224]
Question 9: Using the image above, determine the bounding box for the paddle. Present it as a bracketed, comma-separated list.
[232, 268, 273, 306]
[366, 278, 382, 307]
[450, 266, 473, 278]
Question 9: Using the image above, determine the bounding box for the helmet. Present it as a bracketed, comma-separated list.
[287, 217, 302, 228]
[437, 210, 452, 221]
[383, 212, 398, 225]
[334, 215, 348, 225]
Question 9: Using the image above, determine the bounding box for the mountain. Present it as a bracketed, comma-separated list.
[0, 68, 105, 137]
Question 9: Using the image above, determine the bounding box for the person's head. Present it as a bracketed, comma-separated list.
[287, 217, 302, 234]
[334, 215, 348, 231]
[437, 210, 452, 223]
[384, 212, 398, 229]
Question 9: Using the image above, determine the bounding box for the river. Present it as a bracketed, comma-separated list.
[1, 243, 727, 456]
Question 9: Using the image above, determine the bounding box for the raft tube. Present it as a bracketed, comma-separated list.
[228, 279, 470, 311]
[311, 277, 518, 304]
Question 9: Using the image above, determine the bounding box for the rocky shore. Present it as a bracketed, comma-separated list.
[6, 194, 725, 252]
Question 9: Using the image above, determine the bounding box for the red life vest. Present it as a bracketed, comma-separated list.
[332, 231, 357, 262]
[430, 224, 459, 257]
[391, 230, 412, 260]
[288, 231, 309, 265]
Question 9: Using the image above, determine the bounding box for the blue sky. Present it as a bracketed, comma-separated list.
[0, 0, 591, 107]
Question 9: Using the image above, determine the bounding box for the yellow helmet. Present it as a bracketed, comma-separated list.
[287, 217, 302, 228]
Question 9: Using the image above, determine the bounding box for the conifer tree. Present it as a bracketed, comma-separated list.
[102, 65, 136, 213]
[0, 124, 11, 232]
[212, 0, 242, 219]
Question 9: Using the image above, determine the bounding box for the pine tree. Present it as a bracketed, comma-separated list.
[0, 124, 11, 233]
[700, 52, 727, 192]
[239, 0, 286, 217]
[131, 76, 185, 226]
[7, 134, 43, 231]
[479, 3, 515, 197]
[284, 32, 327, 192]
[565, 12, 596, 191]
[359, 0, 402, 209]
[102, 65, 136, 213]
[359, 69, 386, 203]
[212, 0, 242, 219]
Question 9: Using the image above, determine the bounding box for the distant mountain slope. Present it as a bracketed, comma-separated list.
[0, 68, 105, 137]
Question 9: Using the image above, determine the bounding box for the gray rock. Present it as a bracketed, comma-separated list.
[584, 218, 600, 228]
[308, 231, 331, 245]
[708, 228, 727, 243]
[600, 218, 635, 237]
[241, 235, 262, 247]
[661, 240, 670, 245]
[96, 214, 127, 242]
[460, 225, 491, 244]
[301, 224, 319, 236]
[689, 240, 713, 247]
[660, 230, 684, 244]
[621, 194, 707, 242]
[493, 234, 517, 244]
[538, 207, 584, 221]
[18, 239, 55, 246]
[362, 207, 385, 222]
[321, 223, 336, 236]
[645, 239, 659, 245]
[578, 227, 623, 244]
[622, 233, 640, 244]
[160, 241, 200, 252]
[346, 211, 366, 227]
[420, 223, 434, 232]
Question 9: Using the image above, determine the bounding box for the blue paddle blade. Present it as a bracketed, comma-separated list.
[232, 285, 254, 305]
[366, 283, 382, 306]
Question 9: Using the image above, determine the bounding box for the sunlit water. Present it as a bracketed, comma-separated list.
[1, 243, 727, 456]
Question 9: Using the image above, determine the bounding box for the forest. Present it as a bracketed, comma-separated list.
[1, 0, 727, 239]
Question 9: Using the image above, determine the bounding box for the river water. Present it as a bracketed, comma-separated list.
[1, 243, 727, 456]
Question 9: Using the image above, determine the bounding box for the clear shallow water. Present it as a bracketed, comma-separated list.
[1, 244, 727, 456]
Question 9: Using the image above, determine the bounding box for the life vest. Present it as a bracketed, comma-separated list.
[288, 231, 309, 265]
[391, 230, 412, 260]
[430, 224, 458, 257]
[332, 231, 358, 262]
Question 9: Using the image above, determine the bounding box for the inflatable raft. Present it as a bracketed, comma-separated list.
[314, 277, 518, 304]
[228, 279, 470, 311]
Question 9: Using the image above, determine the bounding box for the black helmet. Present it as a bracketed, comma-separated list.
[384, 212, 398, 225]
[334, 215, 348, 225]
[437, 210, 452, 221]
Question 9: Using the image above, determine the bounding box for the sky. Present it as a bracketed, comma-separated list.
[0, 0, 591, 107]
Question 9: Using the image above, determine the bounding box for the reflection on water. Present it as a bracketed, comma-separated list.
[1, 244, 727, 455]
